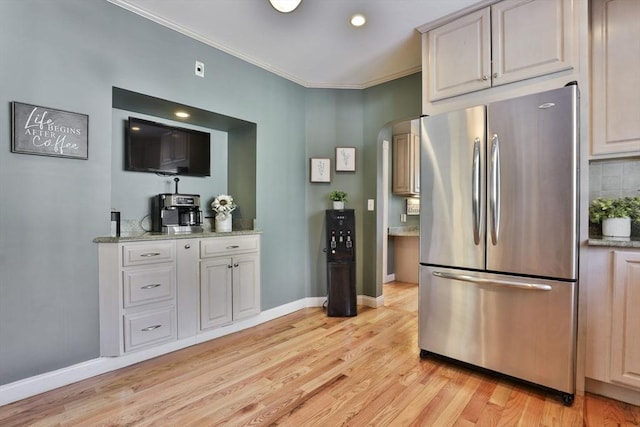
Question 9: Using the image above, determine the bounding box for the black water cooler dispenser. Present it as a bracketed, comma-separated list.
[325, 209, 356, 317]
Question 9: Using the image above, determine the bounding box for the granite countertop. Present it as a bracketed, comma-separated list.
[94, 229, 262, 243]
[388, 226, 419, 237]
[588, 236, 640, 249]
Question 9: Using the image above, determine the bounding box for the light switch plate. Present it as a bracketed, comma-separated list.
[367, 199, 374, 211]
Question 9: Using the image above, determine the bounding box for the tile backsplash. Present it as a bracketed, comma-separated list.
[589, 158, 640, 202]
[589, 157, 640, 237]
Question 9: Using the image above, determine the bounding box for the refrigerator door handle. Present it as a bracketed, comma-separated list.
[432, 271, 552, 291]
[472, 138, 482, 245]
[490, 134, 501, 245]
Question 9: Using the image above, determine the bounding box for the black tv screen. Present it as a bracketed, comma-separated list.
[125, 117, 211, 177]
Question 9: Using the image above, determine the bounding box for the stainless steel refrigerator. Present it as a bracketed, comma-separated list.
[418, 84, 579, 405]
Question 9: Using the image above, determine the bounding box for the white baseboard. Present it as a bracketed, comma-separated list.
[585, 377, 640, 406]
[0, 294, 371, 406]
[360, 294, 384, 308]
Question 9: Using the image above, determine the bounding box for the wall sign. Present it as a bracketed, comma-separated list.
[11, 101, 88, 159]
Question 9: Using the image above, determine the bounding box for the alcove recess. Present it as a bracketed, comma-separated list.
[112, 87, 257, 228]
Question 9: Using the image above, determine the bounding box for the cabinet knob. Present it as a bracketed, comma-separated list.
[184, 244, 191, 249]
[482, 75, 488, 81]
[234, 263, 239, 267]
[493, 73, 498, 78]
[228, 264, 233, 268]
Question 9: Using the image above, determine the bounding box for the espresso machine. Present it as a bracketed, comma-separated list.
[151, 178, 203, 234]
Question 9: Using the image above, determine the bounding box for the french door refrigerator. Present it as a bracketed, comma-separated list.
[419, 84, 579, 405]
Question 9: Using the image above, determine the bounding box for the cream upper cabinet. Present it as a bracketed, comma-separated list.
[427, 8, 491, 101]
[426, 0, 574, 102]
[392, 133, 420, 196]
[591, 0, 640, 157]
[610, 251, 640, 389]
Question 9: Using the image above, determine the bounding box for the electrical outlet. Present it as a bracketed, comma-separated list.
[195, 61, 204, 77]
[401, 213, 407, 223]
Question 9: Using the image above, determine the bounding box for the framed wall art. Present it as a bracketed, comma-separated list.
[310, 158, 331, 182]
[11, 101, 89, 159]
[335, 146, 356, 172]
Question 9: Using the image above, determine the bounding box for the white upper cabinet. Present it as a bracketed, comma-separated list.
[426, 0, 574, 102]
[427, 8, 491, 101]
[591, 0, 640, 157]
[492, 0, 574, 86]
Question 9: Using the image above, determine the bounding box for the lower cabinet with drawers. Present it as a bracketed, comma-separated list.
[98, 233, 261, 356]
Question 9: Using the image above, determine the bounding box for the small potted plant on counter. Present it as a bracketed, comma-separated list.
[589, 196, 640, 237]
[329, 190, 347, 210]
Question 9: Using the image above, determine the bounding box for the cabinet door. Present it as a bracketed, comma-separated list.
[610, 251, 640, 389]
[491, 0, 573, 87]
[591, 0, 640, 156]
[200, 257, 233, 330]
[392, 134, 420, 196]
[232, 253, 261, 320]
[427, 7, 491, 101]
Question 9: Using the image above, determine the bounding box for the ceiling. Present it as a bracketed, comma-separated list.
[108, 0, 482, 89]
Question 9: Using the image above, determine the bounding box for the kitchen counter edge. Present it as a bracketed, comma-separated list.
[588, 236, 640, 249]
[94, 229, 263, 243]
[388, 226, 420, 237]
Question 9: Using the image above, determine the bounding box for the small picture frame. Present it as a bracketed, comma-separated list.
[310, 158, 331, 182]
[335, 147, 356, 172]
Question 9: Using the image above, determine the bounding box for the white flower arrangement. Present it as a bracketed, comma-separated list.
[211, 194, 237, 221]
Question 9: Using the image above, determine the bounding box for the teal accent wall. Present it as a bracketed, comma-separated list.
[362, 75, 423, 297]
[0, 0, 421, 386]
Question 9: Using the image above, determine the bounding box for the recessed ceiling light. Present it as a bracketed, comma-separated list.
[350, 14, 366, 27]
[175, 111, 190, 118]
[269, 0, 302, 13]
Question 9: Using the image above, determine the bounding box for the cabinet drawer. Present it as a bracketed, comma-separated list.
[123, 266, 175, 308]
[200, 235, 259, 258]
[122, 242, 175, 267]
[124, 307, 175, 352]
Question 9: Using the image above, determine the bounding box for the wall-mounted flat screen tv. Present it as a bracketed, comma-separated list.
[125, 117, 211, 177]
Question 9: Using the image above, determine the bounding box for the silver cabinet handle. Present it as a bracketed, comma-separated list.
[184, 244, 191, 249]
[227, 264, 233, 268]
[141, 283, 161, 290]
[226, 245, 240, 249]
[233, 263, 239, 267]
[489, 134, 501, 245]
[472, 137, 481, 245]
[140, 252, 161, 257]
[432, 271, 552, 291]
[141, 324, 162, 332]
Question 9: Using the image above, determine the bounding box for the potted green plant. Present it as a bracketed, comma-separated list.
[329, 190, 347, 210]
[589, 196, 640, 237]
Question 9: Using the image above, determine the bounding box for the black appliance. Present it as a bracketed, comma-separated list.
[325, 209, 356, 317]
[151, 178, 203, 234]
[125, 116, 211, 177]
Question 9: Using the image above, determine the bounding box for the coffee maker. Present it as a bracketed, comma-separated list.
[151, 178, 203, 234]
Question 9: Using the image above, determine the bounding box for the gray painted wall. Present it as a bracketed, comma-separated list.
[0, 0, 421, 386]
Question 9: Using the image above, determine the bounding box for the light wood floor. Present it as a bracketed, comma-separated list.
[1, 282, 639, 426]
